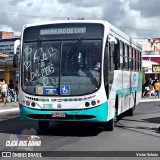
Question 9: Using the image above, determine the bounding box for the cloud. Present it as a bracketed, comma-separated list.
[101, 0, 125, 24]
[129, 0, 160, 18]
[0, 24, 13, 32]
[58, 0, 100, 8]
[0, 0, 160, 38]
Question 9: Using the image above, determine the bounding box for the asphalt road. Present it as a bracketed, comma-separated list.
[0, 101, 160, 160]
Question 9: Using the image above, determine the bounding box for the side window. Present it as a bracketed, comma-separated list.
[120, 41, 124, 69]
[114, 39, 120, 70]
[123, 43, 125, 69]
[127, 45, 129, 70]
[132, 48, 136, 71]
[136, 50, 139, 71]
[104, 41, 108, 85]
[124, 44, 129, 70]
[129, 46, 133, 70]
[139, 51, 142, 71]
[109, 43, 115, 71]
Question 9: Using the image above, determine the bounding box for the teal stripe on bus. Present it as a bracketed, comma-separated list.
[19, 101, 109, 122]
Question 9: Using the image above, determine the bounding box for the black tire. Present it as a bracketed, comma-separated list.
[103, 118, 115, 131]
[127, 107, 135, 116]
[115, 96, 118, 122]
[38, 121, 49, 130]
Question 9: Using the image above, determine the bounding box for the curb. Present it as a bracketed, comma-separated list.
[140, 98, 160, 103]
[0, 108, 19, 113]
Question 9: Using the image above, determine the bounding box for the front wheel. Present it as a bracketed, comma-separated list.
[38, 121, 49, 130]
[103, 118, 115, 131]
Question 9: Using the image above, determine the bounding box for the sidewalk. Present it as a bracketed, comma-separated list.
[0, 101, 19, 113]
[140, 96, 160, 102]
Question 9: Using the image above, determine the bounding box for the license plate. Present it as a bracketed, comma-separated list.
[52, 113, 66, 118]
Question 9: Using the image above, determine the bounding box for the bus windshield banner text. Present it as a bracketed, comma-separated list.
[40, 27, 86, 35]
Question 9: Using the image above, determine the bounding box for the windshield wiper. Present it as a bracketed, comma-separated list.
[67, 36, 85, 58]
[61, 36, 85, 76]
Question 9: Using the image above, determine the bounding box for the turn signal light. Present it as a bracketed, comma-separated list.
[97, 100, 100, 104]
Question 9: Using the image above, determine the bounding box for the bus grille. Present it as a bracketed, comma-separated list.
[25, 95, 95, 102]
[27, 114, 96, 120]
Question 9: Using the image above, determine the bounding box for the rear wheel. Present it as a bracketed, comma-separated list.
[115, 96, 118, 122]
[127, 106, 135, 116]
[38, 121, 49, 130]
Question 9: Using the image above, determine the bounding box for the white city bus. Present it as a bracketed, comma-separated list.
[14, 20, 142, 131]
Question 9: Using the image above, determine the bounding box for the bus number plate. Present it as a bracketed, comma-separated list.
[52, 113, 66, 118]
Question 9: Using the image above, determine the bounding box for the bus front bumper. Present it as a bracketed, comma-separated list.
[19, 102, 108, 122]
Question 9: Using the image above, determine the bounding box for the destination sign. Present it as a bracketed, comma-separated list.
[40, 27, 86, 35]
[24, 23, 104, 41]
[152, 65, 160, 72]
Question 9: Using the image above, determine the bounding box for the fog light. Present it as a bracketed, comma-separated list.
[91, 100, 96, 106]
[31, 102, 36, 107]
[85, 102, 90, 107]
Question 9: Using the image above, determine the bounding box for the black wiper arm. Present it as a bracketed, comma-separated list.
[61, 36, 85, 76]
[67, 36, 85, 58]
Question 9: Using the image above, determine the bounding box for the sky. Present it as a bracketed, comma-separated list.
[0, 0, 160, 38]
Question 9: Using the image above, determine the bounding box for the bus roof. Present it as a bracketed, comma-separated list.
[23, 19, 142, 51]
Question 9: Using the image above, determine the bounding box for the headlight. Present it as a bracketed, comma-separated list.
[91, 100, 96, 106]
[85, 102, 90, 107]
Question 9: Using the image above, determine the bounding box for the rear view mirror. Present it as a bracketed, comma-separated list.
[13, 54, 18, 68]
[108, 35, 117, 44]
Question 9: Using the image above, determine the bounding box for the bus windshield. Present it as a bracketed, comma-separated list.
[22, 39, 102, 96]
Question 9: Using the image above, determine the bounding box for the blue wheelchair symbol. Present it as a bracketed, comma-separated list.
[60, 85, 70, 95]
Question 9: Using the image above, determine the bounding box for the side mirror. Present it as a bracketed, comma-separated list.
[13, 39, 20, 68]
[108, 35, 117, 44]
[13, 54, 18, 68]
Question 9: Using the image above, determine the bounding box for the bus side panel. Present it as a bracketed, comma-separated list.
[136, 91, 142, 105]
[108, 70, 142, 119]
[108, 70, 122, 120]
[136, 72, 142, 105]
[130, 72, 142, 108]
[130, 92, 135, 109]
[108, 99, 116, 121]
[19, 101, 109, 122]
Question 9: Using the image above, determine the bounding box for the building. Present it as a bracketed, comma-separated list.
[0, 31, 20, 39]
[134, 38, 160, 82]
[0, 31, 20, 84]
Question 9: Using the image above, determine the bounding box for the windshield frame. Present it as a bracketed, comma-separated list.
[21, 38, 103, 97]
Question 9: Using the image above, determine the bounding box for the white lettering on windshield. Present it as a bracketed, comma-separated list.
[40, 27, 86, 35]
[23, 45, 58, 86]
